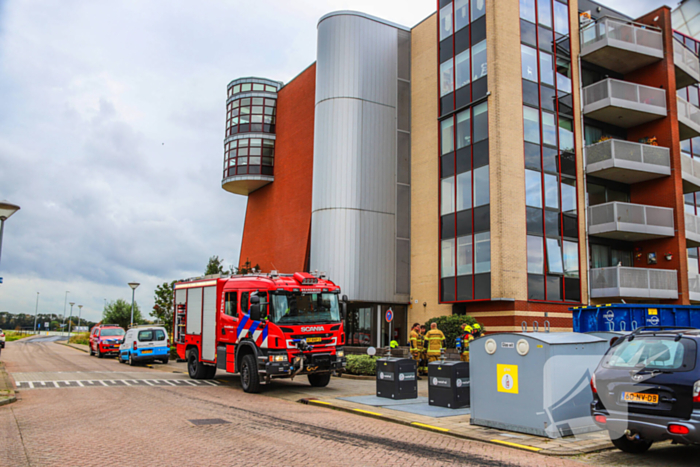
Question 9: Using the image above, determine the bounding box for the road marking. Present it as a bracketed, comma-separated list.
[353, 409, 383, 416]
[411, 422, 449, 432]
[490, 440, 541, 452]
[13, 379, 220, 390]
[309, 400, 332, 406]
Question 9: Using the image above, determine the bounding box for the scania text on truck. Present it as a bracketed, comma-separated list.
[173, 272, 347, 393]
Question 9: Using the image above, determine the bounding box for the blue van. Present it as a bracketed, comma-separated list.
[119, 326, 169, 365]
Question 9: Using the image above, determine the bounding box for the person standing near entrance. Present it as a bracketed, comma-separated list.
[409, 323, 422, 379]
[419, 325, 428, 374]
[424, 322, 446, 363]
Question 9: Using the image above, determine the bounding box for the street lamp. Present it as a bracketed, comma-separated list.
[62, 291, 70, 328]
[67, 302, 75, 338]
[128, 282, 140, 327]
[0, 200, 21, 270]
[33, 292, 39, 333]
[77, 305, 83, 330]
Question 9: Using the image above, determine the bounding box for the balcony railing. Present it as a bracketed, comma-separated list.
[689, 273, 700, 302]
[674, 38, 700, 88]
[588, 201, 674, 241]
[590, 266, 678, 299]
[677, 95, 700, 140]
[686, 211, 700, 247]
[583, 79, 667, 128]
[585, 139, 670, 183]
[681, 154, 700, 193]
[580, 17, 663, 74]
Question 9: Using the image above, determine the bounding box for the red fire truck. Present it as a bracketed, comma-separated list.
[173, 272, 347, 393]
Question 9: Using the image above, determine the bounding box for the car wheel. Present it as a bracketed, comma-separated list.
[187, 348, 207, 379]
[610, 432, 653, 454]
[89, 345, 94, 356]
[161, 357, 169, 364]
[97, 348, 103, 358]
[240, 354, 260, 393]
[308, 373, 332, 387]
[128, 353, 136, 366]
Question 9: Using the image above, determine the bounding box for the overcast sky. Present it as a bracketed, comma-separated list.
[0, 0, 677, 324]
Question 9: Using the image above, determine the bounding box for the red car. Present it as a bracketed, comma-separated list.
[89, 324, 125, 358]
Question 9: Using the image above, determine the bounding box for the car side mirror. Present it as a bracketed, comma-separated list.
[341, 295, 348, 321]
[250, 303, 261, 321]
[250, 295, 260, 305]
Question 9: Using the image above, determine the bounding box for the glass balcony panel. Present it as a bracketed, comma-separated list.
[681, 154, 700, 193]
[686, 211, 700, 247]
[583, 79, 667, 128]
[689, 273, 700, 302]
[674, 38, 700, 88]
[677, 95, 700, 140]
[590, 266, 678, 299]
[585, 139, 670, 183]
[588, 201, 674, 241]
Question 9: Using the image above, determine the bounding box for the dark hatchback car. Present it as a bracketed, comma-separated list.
[591, 327, 700, 453]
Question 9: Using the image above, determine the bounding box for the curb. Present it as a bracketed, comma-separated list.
[333, 373, 376, 381]
[0, 362, 17, 407]
[298, 398, 612, 457]
[0, 395, 17, 407]
[58, 342, 89, 353]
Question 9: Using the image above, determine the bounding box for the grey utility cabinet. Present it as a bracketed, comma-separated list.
[470, 332, 608, 438]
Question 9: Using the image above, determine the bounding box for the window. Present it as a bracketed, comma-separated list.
[455, 0, 470, 31]
[442, 239, 456, 277]
[471, 40, 487, 81]
[155, 329, 166, 341]
[475, 232, 491, 273]
[473, 102, 488, 142]
[526, 169, 543, 208]
[441, 118, 455, 154]
[689, 248, 699, 274]
[527, 235, 545, 274]
[456, 110, 471, 149]
[559, 117, 574, 152]
[442, 176, 455, 215]
[539, 51, 554, 86]
[556, 58, 572, 94]
[471, 0, 485, 21]
[455, 50, 471, 90]
[546, 238, 564, 274]
[553, 1, 569, 35]
[520, 0, 536, 23]
[561, 178, 576, 214]
[138, 330, 154, 342]
[538, 0, 552, 28]
[440, 4, 453, 41]
[563, 241, 579, 277]
[521, 45, 538, 82]
[544, 173, 559, 209]
[474, 165, 489, 207]
[241, 292, 249, 315]
[457, 236, 473, 275]
[440, 59, 454, 97]
[456, 171, 472, 211]
[225, 292, 238, 316]
[542, 111, 557, 146]
[523, 106, 540, 144]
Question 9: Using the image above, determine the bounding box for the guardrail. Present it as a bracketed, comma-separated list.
[583, 78, 666, 110]
[674, 37, 700, 86]
[581, 16, 663, 54]
[585, 139, 670, 169]
[590, 266, 678, 299]
[588, 201, 674, 237]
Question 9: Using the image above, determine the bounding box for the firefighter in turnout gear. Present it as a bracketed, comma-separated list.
[409, 323, 423, 379]
[418, 325, 427, 375]
[472, 322, 483, 338]
[424, 322, 446, 363]
[456, 324, 475, 362]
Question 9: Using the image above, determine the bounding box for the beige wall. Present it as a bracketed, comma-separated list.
[410, 14, 453, 325]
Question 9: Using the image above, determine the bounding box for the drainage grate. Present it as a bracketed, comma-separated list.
[188, 418, 231, 426]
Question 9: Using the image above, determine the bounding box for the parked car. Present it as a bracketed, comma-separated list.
[88, 324, 125, 358]
[591, 326, 700, 453]
[0, 330, 5, 348]
[119, 325, 169, 366]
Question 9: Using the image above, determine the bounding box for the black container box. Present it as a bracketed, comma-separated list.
[376, 357, 417, 400]
[428, 360, 470, 408]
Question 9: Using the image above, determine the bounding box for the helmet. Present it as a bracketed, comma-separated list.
[463, 324, 473, 333]
[473, 323, 482, 331]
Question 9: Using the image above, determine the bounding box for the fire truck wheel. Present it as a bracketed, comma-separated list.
[187, 348, 208, 379]
[240, 354, 260, 393]
[307, 372, 332, 387]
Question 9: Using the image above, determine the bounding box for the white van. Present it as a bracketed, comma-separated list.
[118, 325, 169, 365]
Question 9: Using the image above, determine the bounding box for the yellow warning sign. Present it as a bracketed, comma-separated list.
[497, 364, 519, 394]
[648, 308, 658, 315]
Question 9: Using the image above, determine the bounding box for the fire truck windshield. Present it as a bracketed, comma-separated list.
[269, 292, 340, 325]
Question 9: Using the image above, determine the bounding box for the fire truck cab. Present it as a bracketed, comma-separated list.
[174, 272, 347, 393]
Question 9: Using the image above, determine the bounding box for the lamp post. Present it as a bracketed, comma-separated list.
[0, 200, 21, 271]
[62, 291, 70, 328]
[67, 302, 75, 338]
[128, 282, 140, 327]
[77, 305, 83, 330]
[33, 292, 39, 333]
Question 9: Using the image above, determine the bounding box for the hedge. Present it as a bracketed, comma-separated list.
[424, 314, 483, 349]
[345, 355, 377, 376]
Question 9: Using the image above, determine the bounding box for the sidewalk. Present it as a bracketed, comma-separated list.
[0, 361, 17, 406]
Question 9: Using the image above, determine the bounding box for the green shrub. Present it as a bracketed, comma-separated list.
[69, 332, 90, 345]
[170, 346, 179, 358]
[425, 315, 484, 349]
[4, 331, 31, 342]
[345, 355, 377, 376]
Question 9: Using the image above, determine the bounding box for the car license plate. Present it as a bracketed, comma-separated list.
[622, 391, 659, 405]
[142, 350, 153, 354]
[306, 337, 322, 343]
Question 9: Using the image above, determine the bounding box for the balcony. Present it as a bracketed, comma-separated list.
[681, 154, 700, 193]
[677, 96, 700, 140]
[686, 212, 700, 247]
[689, 273, 700, 302]
[590, 266, 678, 300]
[674, 38, 700, 89]
[585, 139, 670, 184]
[221, 173, 274, 196]
[580, 17, 663, 74]
[583, 79, 666, 128]
[588, 202, 674, 241]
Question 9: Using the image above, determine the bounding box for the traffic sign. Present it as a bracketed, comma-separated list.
[0, 277, 3, 283]
[44, 322, 50, 328]
[385, 308, 393, 323]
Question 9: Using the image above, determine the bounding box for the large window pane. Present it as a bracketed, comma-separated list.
[559, 117, 574, 152]
[474, 165, 489, 207]
[456, 110, 471, 149]
[561, 178, 576, 214]
[472, 0, 485, 21]
[526, 169, 542, 208]
[456, 171, 472, 211]
[457, 235, 473, 275]
[542, 111, 557, 146]
[521, 45, 539, 82]
[440, 59, 454, 97]
[473, 102, 488, 142]
[455, 50, 471, 90]
[554, 1, 569, 35]
[472, 40, 487, 81]
[538, 0, 552, 28]
[556, 58, 572, 94]
[523, 106, 540, 144]
[563, 241, 579, 278]
[440, 4, 453, 41]
[441, 118, 454, 154]
[539, 51, 554, 86]
[455, 0, 470, 31]
[527, 235, 545, 274]
[475, 232, 490, 273]
[546, 238, 564, 274]
[441, 239, 455, 278]
[442, 176, 455, 215]
[544, 173, 559, 209]
[520, 0, 536, 23]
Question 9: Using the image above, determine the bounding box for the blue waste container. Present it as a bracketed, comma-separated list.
[571, 304, 700, 333]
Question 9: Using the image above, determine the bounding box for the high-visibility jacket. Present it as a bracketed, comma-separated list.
[461, 333, 474, 354]
[410, 330, 420, 352]
[417, 332, 425, 351]
[424, 329, 445, 355]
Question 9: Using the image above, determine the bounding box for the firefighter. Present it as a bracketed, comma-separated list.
[424, 322, 446, 364]
[408, 323, 423, 379]
[419, 324, 428, 375]
[472, 322, 483, 339]
[390, 339, 399, 349]
[458, 324, 474, 362]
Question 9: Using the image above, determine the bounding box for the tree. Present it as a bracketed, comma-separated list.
[236, 258, 261, 275]
[103, 299, 143, 330]
[205, 255, 225, 275]
[151, 281, 175, 334]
